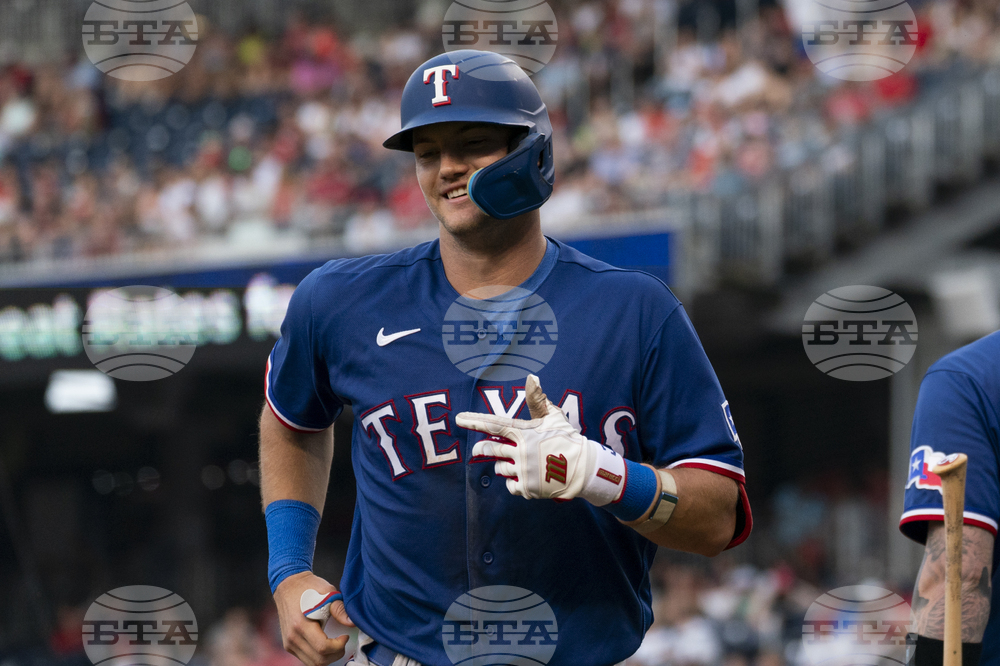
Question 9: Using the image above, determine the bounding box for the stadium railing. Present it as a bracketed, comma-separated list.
[697, 65, 1000, 288]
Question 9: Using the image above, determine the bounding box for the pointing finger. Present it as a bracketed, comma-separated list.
[456, 412, 515, 436]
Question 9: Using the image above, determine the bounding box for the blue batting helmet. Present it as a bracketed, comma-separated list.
[383, 50, 554, 220]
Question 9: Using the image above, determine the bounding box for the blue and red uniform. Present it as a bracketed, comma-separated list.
[900, 330, 1000, 664]
[266, 237, 751, 665]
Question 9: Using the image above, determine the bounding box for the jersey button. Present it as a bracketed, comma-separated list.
[480, 475, 491, 488]
[482, 551, 494, 564]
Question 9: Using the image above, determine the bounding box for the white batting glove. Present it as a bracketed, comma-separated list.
[456, 374, 627, 505]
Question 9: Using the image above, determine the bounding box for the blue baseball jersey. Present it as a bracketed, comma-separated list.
[266, 237, 751, 666]
[900, 330, 1000, 661]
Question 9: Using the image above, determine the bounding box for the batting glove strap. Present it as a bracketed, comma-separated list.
[578, 442, 628, 507]
[265, 499, 320, 594]
[618, 466, 679, 535]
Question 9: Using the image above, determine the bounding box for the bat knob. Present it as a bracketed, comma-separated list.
[931, 452, 968, 476]
[300, 589, 342, 623]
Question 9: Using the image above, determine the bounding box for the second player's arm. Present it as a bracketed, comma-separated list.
[912, 522, 994, 642]
[639, 467, 738, 557]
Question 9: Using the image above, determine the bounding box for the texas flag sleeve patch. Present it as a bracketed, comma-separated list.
[906, 445, 946, 493]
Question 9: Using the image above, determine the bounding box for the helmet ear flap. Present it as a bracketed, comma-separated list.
[468, 132, 554, 219]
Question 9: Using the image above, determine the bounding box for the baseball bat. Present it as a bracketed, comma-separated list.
[930, 453, 968, 666]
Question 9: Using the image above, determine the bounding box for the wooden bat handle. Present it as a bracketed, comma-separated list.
[930, 452, 968, 666]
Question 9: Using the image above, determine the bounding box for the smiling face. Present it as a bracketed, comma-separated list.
[412, 121, 524, 237]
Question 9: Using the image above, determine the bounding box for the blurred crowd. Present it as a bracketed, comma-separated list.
[0, 0, 999, 264]
[632, 560, 820, 666]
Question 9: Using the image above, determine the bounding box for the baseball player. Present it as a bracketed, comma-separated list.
[260, 50, 751, 666]
[901, 329, 999, 666]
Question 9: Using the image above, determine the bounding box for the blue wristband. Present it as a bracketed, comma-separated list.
[265, 499, 321, 594]
[602, 460, 659, 522]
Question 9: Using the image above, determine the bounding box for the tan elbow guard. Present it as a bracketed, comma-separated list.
[618, 465, 679, 534]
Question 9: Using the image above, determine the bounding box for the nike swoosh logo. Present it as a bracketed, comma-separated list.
[377, 327, 421, 347]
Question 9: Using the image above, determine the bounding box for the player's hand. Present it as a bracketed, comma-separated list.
[273, 571, 354, 666]
[457, 374, 623, 504]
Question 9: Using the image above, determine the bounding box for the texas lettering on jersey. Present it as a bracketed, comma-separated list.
[360, 386, 637, 480]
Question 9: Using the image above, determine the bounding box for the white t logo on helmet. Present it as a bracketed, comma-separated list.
[423, 65, 459, 106]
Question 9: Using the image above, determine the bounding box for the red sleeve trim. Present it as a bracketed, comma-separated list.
[266, 399, 327, 434]
[668, 458, 746, 483]
[662, 458, 751, 548]
[726, 481, 753, 549]
[899, 509, 998, 537]
[264, 356, 330, 434]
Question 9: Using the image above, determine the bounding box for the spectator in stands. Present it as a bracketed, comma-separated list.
[1, 0, 996, 266]
[0, 163, 21, 227]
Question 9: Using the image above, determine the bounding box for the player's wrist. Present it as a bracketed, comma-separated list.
[607, 463, 678, 533]
[595, 460, 657, 521]
[265, 499, 321, 594]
